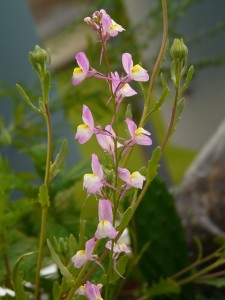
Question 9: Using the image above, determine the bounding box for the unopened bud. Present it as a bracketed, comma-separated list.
[31, 45, 48, 66]
[170, 38, 188, 60]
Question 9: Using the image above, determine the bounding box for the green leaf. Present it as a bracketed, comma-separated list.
[146, 278, 180, 298]
[146, 146, 161, 182]
[116, 207, 133, 231]
[180, 65, 194, 96]
[12, 251, 38, 300]
[111, 254, 130, 282]
[160, 73, 173, 101]
[50, 139, 68, 182]
[38, 184, 50, 208]
[39, 98, 46, 117]
[149, 87, 168, 115]
[16, 84, 40, 114]
[198, 277, 225, 288]
[125, 104, 132, 119]
[173, 98, 185, 133]
[47, 239, 75, 285]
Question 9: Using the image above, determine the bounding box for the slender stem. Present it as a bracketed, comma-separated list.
[139, 0, 168, 128]
[177, 259, 225, 286]
[122, 0, 168, 168]
[160, 61, 181, 151]
[34, 103, 52, 300]
[101, 35, 118, 300]
[172, 244, 225, 280]
[2, 252, 12, 289]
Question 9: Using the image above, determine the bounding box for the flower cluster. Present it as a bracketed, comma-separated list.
[71, 9, 152, 299]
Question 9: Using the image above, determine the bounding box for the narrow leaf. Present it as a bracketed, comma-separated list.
[38, 184, 50, 208]
[12, 251, 38, 300]
[149, 87, 168, 116]
[116, 207, 133, 231]
[180, 65, 194, 96]
[125, 104, 132, 119]
[160, 73, 173, 101]
[47, 239, 75, 284]
[16, 84, 40, 114]
[111, 255, 130, 282]
[50, 139, 68, 181]
[146, 146, 161, 182]
[173, 98, 185, 133]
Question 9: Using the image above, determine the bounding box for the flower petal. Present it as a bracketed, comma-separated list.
[75, 124, 93, 144]
[126, 118, 137, 139]
[95, 220, 117, 239]
[91, 153, 104, 179]
[135, 127, 152, 145]
[75, 52, 89, 75]
[118, 167, 131, 185]
[82, 105, 94, 129]
[85, 238, 96, 258]
[130, 171, 146, 189]
[71, 250, 87, 268]
[98, 199, 113, 223]
[83, 173, 103, 194]
[122, 53, 133, 76]
[131, 64, 149, 81]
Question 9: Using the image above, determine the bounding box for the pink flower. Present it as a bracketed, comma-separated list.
[72, 52, 90, 86]
[83, 154, 104, 194]
[72, 52, 107, 86]
[85, 281, 103, 300]
[111, 72, 137, 106]
[84, 9, 124, 42]
[122, 53, 149, 82]
[71, 238, 97, 268]
[96, 125, 122, 155]
[105, 239, 131, 278]
[118, 167, 146, 189]
[95, 200, 117, 240]
[101, 12, 125, 38]
[126, 118, 152, 146]
[75, 105, 95, 144]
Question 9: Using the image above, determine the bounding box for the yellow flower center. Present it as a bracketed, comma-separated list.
[73, 67, 83, 76]
[135, 127, 144, 136]
[110, 23, 119, 31]
[78, 124, 89, 130]
[130, 171, 139, 179]
[77, 250, 85, 255]
[131, 64, 142, 73]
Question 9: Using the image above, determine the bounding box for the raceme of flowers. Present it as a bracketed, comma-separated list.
[71, 9, 152, 300]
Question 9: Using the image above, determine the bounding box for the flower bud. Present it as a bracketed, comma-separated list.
[31, 45, 48, 66]
[170, 38, 188, 60]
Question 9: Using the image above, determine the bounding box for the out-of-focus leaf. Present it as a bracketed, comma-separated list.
[12, 251, 38, 300]
[145, 278, 180, 298]
[146, 146, 161, 182]
[50, 139, 68, 182]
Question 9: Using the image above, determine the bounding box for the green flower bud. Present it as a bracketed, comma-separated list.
[32, 45, 48, 65]
[170, 38, 188, 60]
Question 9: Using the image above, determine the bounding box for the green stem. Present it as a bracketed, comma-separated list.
[160, 63, 181, 151]
[172, 244, 225, 280]
[139, 0, 168, 128]
[2, 251, 12, 289]
[34, 103, 52, 300]
[177, 259, 225, 286]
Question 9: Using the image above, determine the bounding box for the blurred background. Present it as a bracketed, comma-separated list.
[1, 0, 225, 185]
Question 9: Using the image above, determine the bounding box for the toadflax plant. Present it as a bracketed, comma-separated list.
[9, 1, 225, 300]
